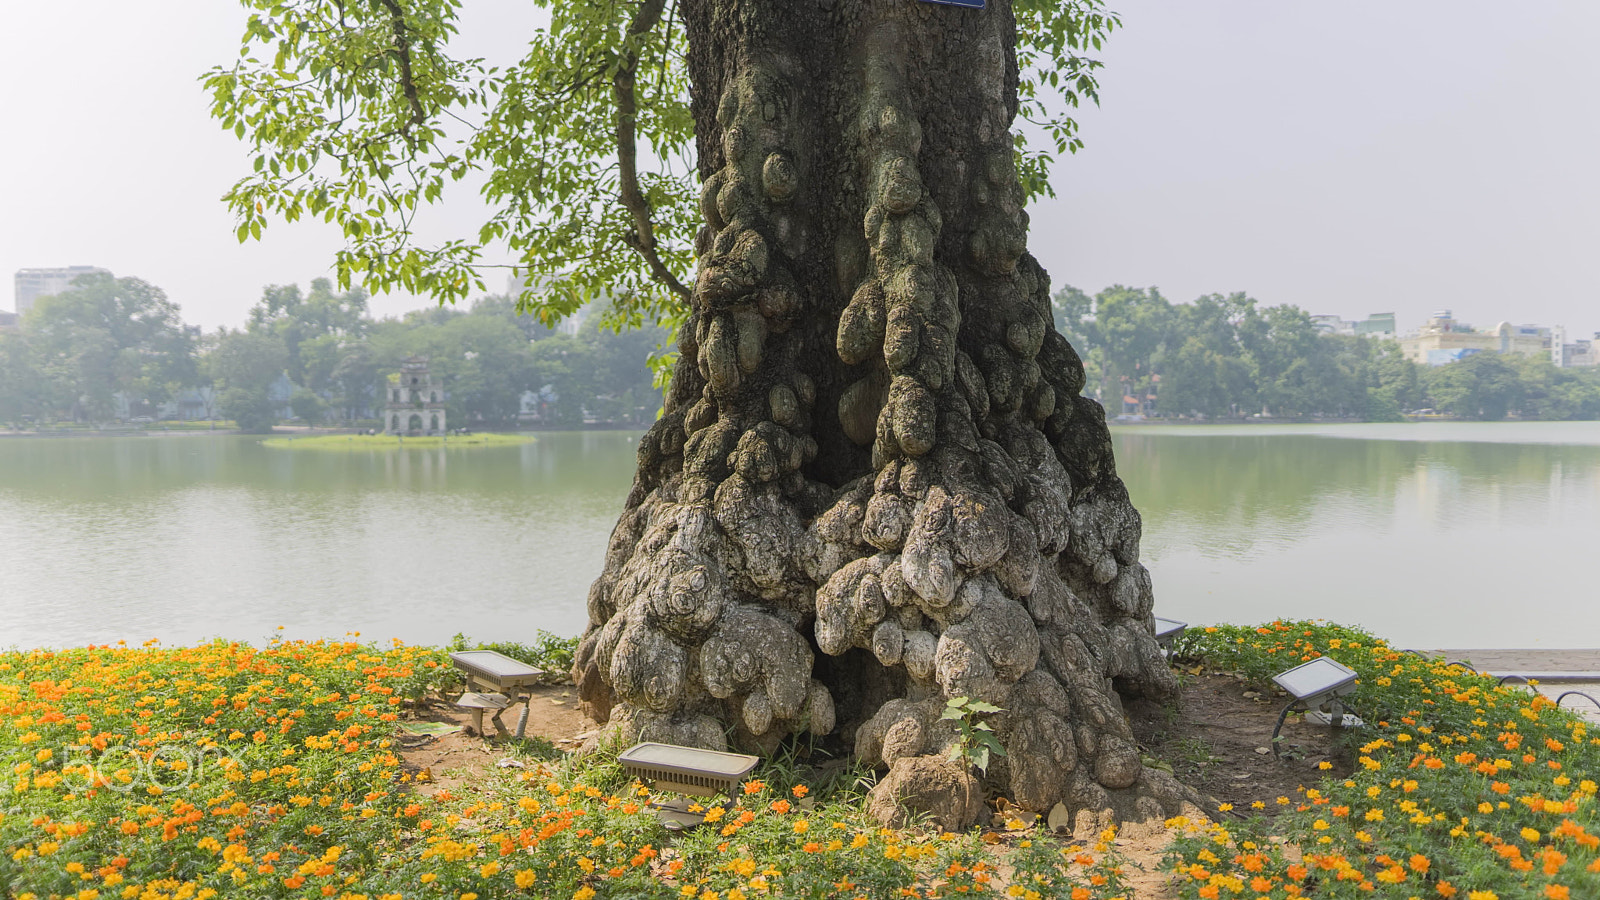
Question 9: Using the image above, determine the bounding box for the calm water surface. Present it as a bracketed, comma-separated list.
[1, 423, 1597, 649]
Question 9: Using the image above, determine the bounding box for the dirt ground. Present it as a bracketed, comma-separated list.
[395, 683, 593, 798]
[394, 671, 1341, 899]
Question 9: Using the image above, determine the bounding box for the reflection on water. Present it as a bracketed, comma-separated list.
[1115, 423, 1600, 648]
[2, 423, 1598, 650]
[0, 433, 639, 649]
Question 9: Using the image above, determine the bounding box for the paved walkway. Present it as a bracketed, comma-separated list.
[1424, 649, 1600, 671]
[1424, 649, 1600, 721]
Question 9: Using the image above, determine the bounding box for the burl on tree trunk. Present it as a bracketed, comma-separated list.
[574, 0, 1197, 827]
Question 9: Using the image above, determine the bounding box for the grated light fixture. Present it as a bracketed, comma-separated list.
[1153, 617, 1187, 652]
[619, 742, 759, 831]
[1268, 656, 1363, 758]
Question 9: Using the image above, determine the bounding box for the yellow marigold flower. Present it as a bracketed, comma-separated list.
[1522, 827, 1542, 843]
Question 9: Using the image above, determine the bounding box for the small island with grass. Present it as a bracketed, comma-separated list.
[261, 432, 538, 450]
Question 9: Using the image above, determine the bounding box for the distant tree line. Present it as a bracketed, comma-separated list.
[1054, 285, 1600, 421]
[6, 274, 1596, 432]
[0, 273, 666, 433]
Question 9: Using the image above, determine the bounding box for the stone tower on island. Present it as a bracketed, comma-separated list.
[384, 356, 446, 435]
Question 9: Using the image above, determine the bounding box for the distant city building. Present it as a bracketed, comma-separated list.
[1310, 315, 1355, 336]
[1311, 312, 1395, 338]
[13, 266, 111, 316]
[0, 310, 16, 331]
[384, 356, 447, 434]
[1353, 313, 1396, 336]
[1400, 310, 1557, 366]
[1561, 333, 1600, 368]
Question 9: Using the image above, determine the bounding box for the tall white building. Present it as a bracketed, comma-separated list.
[13, 266, 111, 316]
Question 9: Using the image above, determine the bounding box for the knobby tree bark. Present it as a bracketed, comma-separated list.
[574, 0, 1196, 827]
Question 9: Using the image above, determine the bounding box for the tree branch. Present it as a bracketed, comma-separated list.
[375, 0, 427, 132]
[613, 0, 690, 301]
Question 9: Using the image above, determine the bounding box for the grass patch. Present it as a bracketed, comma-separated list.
[260, 433, 537, 450]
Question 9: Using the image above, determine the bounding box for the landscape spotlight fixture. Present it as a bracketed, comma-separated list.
[1153, 617, 1187, 653]
[619, 742, 759, 830]
[1268, 656, 1363, 759]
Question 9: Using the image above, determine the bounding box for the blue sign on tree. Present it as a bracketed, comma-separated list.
[919, 0, 985, 8]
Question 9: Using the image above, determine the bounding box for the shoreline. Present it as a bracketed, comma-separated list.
[0, 423, 650, 439]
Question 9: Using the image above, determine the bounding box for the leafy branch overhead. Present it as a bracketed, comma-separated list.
[204, 0, 1118, 327]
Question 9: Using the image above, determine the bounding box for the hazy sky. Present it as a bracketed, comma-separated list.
[3, 1, 1596, 338]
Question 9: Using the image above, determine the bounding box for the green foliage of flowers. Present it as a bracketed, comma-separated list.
[1166, 620, 1600, 899]
[0, 638, 441, 899]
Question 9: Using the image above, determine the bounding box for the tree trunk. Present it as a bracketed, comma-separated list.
[574, 0, 1195, 826]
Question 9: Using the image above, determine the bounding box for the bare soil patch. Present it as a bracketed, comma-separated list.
[395, 683, 593, 797]
[1130, 671, 1356, 814]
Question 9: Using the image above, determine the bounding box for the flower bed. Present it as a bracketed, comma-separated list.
[4, 623, 1592, 899]
[0, 638, 1132, 899]
[1165, 621, 1600, 899]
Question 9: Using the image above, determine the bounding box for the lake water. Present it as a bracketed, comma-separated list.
[1, 422, 1597, 650]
